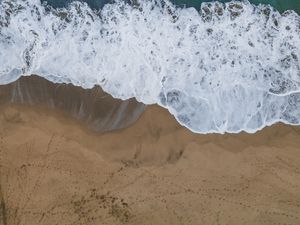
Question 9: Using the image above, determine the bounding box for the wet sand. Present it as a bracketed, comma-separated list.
[0, 75, 145, 132]
[0, 102, 300, 225]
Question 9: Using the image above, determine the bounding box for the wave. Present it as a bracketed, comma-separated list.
[0, 0, 300, 133]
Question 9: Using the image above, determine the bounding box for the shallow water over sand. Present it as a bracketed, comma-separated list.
[0, 75, 145, 132]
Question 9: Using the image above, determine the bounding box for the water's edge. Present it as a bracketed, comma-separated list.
[1, 0, 300, 134]
[0, 75, 146, 132]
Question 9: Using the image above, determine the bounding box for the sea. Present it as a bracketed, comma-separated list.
[43, 0, 300, 13]
[0, 0, 299, 133]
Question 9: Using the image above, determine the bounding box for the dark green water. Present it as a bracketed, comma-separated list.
[173, 0, 300, 13]
[43, 0, 300, 13]
[43, 0, 107, 8]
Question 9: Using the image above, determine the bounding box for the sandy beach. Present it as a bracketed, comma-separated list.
[1, 0, 300, 224]
[0, 101, 300, 225]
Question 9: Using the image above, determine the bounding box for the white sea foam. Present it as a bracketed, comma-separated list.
[0, 0, 300, 133]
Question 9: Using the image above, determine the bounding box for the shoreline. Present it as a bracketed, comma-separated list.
[0, 102, 300, 224]
[0, 75, 145, 132]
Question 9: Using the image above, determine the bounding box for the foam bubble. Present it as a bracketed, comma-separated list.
[0, 0, 300, 133]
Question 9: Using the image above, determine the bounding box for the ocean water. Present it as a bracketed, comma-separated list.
[44, 0, 300, 13]
[173, 1, 300, 13]
[0, 0, 300, 134]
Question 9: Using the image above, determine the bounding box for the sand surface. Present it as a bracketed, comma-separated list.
[0, 104, 300, 225]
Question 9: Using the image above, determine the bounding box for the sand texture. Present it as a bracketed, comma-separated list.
[0, 103, 300, 225]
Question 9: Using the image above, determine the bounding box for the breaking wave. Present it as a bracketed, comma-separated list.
[0, 0, 300, 133]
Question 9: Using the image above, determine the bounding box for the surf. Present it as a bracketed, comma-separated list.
[0, 0, 299, 133]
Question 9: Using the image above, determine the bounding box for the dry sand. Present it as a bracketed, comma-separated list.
[0, 103, 300, 225]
